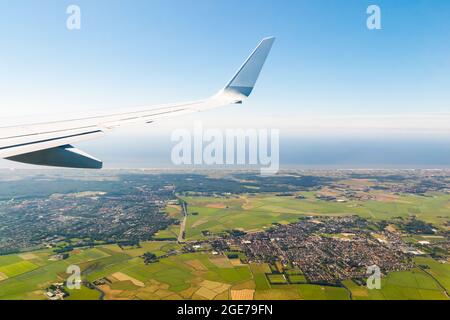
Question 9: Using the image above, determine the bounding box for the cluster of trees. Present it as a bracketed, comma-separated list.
[117, 240, 140, 249]
[54, 246, 74, 254]
[142, 252, 159, 264]
[403, 218, 435, 235]
[228, 229, 247, 237]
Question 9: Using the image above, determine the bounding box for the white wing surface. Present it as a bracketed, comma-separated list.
[0, 37, 275, 168]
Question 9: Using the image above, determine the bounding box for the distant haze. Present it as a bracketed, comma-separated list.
[2, 133, 447, 170]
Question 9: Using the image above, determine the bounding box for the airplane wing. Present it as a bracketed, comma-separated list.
[0, 37, 275, 169]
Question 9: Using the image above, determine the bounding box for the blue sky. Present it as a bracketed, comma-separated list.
[1, 1, 450, 168]
[1, 0, 450, 116]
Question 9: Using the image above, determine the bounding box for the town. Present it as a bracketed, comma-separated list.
[203, 216, 415, 284]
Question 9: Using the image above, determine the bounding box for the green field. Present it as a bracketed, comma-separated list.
[0, 252, 74, 300]
[0, 244, 252, 300]
[249, 263, 271, 290]
[267, 274, 288, 285]
[65, 285, 102, 300]
[153, 225, 179, 240]
[288, 274, 307, 283]
[181, 192, 450, 240]
[298, 284, 350, 300]
[343, 268, 449, 300]
[153, 205, 183, 240]
[1, 242, 447, 300]
[414, 257, 450, 293]
[0, 261, 39, 278]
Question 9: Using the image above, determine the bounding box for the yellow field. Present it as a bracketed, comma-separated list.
[194, 287, 217, 300]
[0, 272, 8, 281]
[111, 272, 145, 287]
[18, 253, 38, 261]
[194, 280, 231, 300]
[209, 256, 234, 268]
[231, 289, 255, 300]
[185, 259, 208, 271]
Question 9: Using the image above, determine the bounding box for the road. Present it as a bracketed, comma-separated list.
[178, 201, 188, 243]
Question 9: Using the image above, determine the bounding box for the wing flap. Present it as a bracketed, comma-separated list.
[6, 145, 103, 169]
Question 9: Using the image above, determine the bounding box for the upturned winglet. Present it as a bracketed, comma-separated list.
[223, 36, 276, 98]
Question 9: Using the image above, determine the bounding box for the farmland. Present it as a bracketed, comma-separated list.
[182, 192, 450, 240]
[0, 239, 448, 300]
[0, 243, 346, 300]
[0, 170, 449, 300]
[343, 267, 449, 300]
